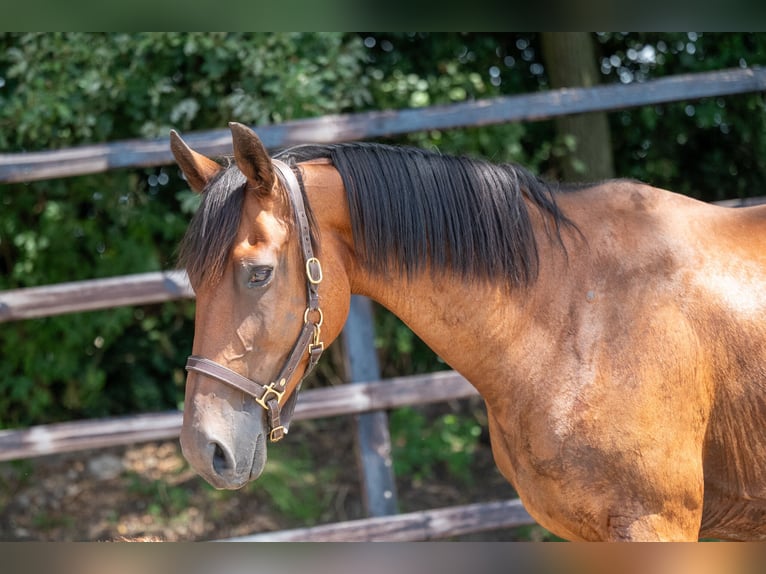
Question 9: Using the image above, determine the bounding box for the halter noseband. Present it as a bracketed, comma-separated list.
[185, 159, 324, 442]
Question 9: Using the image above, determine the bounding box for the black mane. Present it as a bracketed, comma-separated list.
[179, 142, 572, 290]
[278, 142, 571, 287]
[177, 158, 246, 289]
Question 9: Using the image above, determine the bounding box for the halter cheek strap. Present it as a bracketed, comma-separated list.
[185, 159, 324, 442]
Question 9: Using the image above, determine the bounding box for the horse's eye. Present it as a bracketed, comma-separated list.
[246, 265, 273, 288]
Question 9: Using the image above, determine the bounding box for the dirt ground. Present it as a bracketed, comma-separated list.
[0, 400, 550, 542]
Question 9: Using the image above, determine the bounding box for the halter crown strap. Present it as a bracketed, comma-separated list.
[185, 159, 324, 443]
[272, 160, 321, 288]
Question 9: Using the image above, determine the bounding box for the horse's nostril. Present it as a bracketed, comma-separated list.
[211, 442, 230, 475]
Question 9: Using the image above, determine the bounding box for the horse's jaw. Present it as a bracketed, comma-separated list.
[179, 391, 268, 490]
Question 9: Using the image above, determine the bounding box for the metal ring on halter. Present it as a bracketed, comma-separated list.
[303, 306, 324, 327]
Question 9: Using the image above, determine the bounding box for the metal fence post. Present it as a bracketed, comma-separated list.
[342, 295, 398, 517]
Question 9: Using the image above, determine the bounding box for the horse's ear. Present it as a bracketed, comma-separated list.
[229, 122, 275, 197]
[170, 130, 223, 193]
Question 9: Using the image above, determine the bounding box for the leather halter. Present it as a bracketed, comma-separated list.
[185, 159, 324, 442]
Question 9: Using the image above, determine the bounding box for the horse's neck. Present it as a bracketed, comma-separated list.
[305, 162, 566, 394]
[351, 269, 537, 395]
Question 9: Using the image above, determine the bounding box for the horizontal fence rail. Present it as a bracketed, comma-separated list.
[0, 371, 477, 461]
[0, 270, 193, 322]
[222, 499, 534, 542]
[1, 66, 764, 184]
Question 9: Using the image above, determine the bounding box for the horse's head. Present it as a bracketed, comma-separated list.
[170, 123, 350, 489]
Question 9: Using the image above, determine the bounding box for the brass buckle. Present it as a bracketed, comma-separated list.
[269, 425, 287, 442]
[306, 257, 323, 285]
[308, 341, 325, 355]
[254, 380, 286, 411]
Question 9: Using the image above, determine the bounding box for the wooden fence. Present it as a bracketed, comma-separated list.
[1, 66, 765, 541]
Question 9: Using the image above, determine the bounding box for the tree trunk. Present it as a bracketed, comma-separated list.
[541, 33, 615, 182]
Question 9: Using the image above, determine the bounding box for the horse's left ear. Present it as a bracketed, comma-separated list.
[229, 122, 275, 197]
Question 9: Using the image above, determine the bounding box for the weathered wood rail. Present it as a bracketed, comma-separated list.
[1, 66, 764, 184]
[222, 499, 533, 542]
[0, 371, 477, 461]
[1, 65, 765, 541]
[0, 270, 193, 322]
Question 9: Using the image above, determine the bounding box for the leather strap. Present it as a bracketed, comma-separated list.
[185, 159, 325, 442]
[273, 161, 317, 282]
[186, 356, 268, 399]
[273, 160, 322, 314]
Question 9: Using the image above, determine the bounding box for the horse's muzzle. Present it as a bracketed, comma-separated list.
[179, 391, 269, 489]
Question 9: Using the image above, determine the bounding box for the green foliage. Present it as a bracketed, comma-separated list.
[0, 32, 370, 148]
[372, 307, 448, 378]
[361, 33, 552, 170]
[594, 32, 766, 201]
[389, 406, 482, 484]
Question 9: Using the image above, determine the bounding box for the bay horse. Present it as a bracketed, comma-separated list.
[170, 122, 766, 541]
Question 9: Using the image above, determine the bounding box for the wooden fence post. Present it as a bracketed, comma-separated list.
[342, 295, 399, 517]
